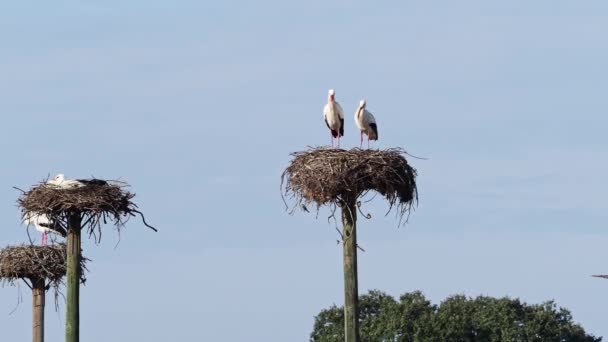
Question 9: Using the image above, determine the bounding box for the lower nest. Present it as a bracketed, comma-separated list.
[0, 244, 86, 285]
[282, 147, 418, 213]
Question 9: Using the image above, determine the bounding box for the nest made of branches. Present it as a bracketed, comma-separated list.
[281, 147, 418, 222]
[0, 244, 87, 289]
[17, 178, 156, 242]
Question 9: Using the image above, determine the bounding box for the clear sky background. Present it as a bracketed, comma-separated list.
[1, 1, 607, 340]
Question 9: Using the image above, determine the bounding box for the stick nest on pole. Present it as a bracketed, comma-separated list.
[17, 179, 157, 241]
[0, 244, 87, 290]
[281, 147, 418, 222]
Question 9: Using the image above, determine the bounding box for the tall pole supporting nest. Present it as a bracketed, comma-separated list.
[32, 277, 45, 342]
[282, 148, 418, 342]
[66, 213, 81, 342]
[341, 199, 359, 342]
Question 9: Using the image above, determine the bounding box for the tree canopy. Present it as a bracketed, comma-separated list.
[311, 290, 600, 342]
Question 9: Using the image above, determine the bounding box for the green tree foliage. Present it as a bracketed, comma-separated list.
[310, 290, 601, 342]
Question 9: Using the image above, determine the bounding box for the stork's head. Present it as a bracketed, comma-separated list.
[359, 99, 366, 108]
[328, 89, 335, 101]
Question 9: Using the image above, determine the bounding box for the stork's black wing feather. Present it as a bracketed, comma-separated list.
[39, 220, 67, 237]
[339, 118, 344, 137]
[369, 123, 378, 140]
[325, 117, 339, 138]
[76, 179, 108, 186]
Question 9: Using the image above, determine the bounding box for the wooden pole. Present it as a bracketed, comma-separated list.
[66, 213, 81, 342]
[32, 277, 45, 342]
[341, 199, 360, 342]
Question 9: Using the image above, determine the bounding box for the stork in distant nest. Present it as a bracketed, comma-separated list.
[354, 100, 378, 149]
[323, 89, 345, 148]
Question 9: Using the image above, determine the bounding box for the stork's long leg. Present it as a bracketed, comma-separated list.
[360, 131, 363, 148]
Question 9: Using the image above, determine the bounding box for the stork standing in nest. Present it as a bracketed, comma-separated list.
[354, 100, 378, 149]
[323, 89, 345, 148]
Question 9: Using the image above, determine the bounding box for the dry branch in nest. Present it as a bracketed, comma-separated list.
[281, 147, 418, 223]
[0, 244, 87, 290]
[17, 178, 157, 242]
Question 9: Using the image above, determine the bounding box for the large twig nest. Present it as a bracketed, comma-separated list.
[0, 244, 87, 289]
[17, 178, 156, 242]
[281, 147, 418, 222]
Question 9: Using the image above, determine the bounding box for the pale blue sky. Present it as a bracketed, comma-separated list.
[1, 1, 607, 340]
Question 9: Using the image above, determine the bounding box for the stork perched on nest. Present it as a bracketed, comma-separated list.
[47, 173, 107, 188]
[24, 213, 66, 245]
[354, 100, 378, 149]
[323, 89, 345, 148]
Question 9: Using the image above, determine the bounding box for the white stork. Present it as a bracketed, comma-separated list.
[323, 89, 345, 148]
[46, 173, 107, 188]
[354, 100, 378, 149]
[24, 213, 66, 245]
[46, 173, 85, 188]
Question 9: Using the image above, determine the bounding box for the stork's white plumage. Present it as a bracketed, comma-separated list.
[323, 89, 345, 148]
[47, 173, 85, 188]
[46, 173, 108, 188]
[24, 213, 66, 245]
[354, 100, 378, 149]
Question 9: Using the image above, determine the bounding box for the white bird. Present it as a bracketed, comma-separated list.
[46, 174, 85, 188]
[24, 213, 66, 245]
[354, 100, 378, 149]
[323, 89, 345, 148]
[46, 173, 107, 188]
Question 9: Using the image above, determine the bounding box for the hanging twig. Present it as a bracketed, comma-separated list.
[356, 201, 372, 220]
[8, 282, 23, 315]
[12, 186, 26, 194]
[132, 210, 158, 232]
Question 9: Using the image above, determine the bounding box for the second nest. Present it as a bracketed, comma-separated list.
[282, 147, 418, 215]
[0, 244, 87, 287]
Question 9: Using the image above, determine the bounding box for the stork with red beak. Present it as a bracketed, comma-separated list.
[323, 89, 345, 148]
[354, 99, 378, 148]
